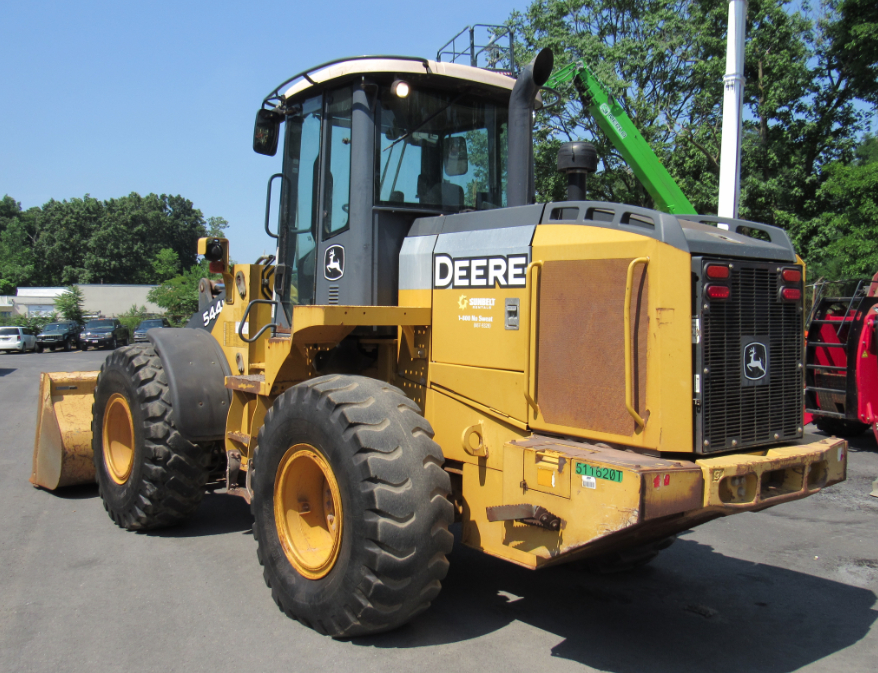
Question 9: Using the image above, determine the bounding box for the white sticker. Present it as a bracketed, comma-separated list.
[694, 374, 701, 394]
[838, 447, 844, 462]
[235, 321, 249, 337]
[582, 475, 597, 489]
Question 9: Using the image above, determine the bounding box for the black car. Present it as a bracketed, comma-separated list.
[81, 318, 130, 350]
[37, 321, 82, 352]
[133, 318, 171, 342]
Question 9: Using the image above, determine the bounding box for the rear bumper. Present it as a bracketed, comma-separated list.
[485, 435, 848, 568]
[696, 437, 846, 511]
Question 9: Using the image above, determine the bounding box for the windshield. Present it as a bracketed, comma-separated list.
[43, 323, 64, 331]
[0, 328, 20, 336]
[86, 320, 114, 329]
[377, 86, 508, 210]
[137, 320, 164, 330]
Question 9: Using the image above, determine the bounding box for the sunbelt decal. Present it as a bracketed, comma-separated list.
[599, 103, 627, 139]
[434, 254, 528, 289]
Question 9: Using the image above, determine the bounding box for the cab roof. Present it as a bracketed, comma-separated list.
[264, 56, 516, 109]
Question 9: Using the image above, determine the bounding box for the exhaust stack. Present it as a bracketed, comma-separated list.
[507, 48, 554, 207]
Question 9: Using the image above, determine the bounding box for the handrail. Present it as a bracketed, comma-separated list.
[264, 173, 285, 239]
[624, 257, 650, 429]
[524, 260, 543, 417]
[237, 299, 279, 344]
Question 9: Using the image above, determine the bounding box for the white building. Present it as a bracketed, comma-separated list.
[1, 285, 161, 318]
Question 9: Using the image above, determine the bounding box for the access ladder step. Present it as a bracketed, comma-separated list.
[805, 386, 847, 395]
[806, 364, 847, 371]
[807, 342, 847, 348]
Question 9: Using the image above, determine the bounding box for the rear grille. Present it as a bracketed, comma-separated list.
[698, 260, 803, 453]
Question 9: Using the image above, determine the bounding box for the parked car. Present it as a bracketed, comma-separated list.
[0, 326, 38, 353]
[81, 318, 130, 350]
[133, 318, 171, 342]
[36, 321, 82, 352]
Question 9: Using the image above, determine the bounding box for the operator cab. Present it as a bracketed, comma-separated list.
[254, 57, 516, 324]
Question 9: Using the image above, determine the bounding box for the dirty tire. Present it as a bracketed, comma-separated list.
[251, 375, 454, 638]
[578, 536, 677, 574]
[92, 343, 211, 530]
[63, 337, 72, 352]
[814, 416, 869, 438]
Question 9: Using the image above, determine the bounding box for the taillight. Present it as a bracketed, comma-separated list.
[706, 285, 731, 300]
[782, 268, 801, 283]
[781, 287, 801, 301]
[706, 264, 730, 280]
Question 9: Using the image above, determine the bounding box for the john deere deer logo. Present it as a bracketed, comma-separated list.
[744, 342, 768, 380]
[324, 245, 344, 281]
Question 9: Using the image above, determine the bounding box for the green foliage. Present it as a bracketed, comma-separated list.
[206, 216, 229, 238]
[54, 285, 85, 324]
[0, 192, 226, 290]
[0, 312, 58, 334]
[509, 0, 877, 273]
[152, 248, 181, 283]
[147, 262, 211, 325]
[118, 304, 149, 335]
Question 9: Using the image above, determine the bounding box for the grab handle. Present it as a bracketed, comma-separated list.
[624, 257, 650, 429]
[238, 299, 279, 343]
[524, 260, 543, 416]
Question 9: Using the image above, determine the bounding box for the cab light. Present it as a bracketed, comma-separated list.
[706, 264, 730, 279]
[782, 287, 802, 301]
[782, 268, 802, 283]
[706, 285, 731, 300]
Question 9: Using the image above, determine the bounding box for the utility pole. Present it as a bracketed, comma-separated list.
[718, 0, 747, 223]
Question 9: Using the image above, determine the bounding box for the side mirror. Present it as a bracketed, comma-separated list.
[253, 109, 282, 156]
[444, 136, 468, 176]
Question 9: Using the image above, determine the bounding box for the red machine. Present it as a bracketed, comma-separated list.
[806, 274, 878, 441]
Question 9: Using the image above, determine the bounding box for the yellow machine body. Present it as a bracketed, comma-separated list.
[31, 220, 847, 568]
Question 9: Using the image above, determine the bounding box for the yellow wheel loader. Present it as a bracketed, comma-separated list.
[32, 49, 847, 637]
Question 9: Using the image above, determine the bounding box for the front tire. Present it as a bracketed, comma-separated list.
[92, 343, 211, 530]
[251, 375, 454, 637]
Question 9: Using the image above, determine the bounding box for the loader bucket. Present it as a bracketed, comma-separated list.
[31, 371, 99, 490]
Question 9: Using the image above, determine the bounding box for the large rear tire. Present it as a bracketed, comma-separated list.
[92, 343, 211, 530]
[251, 375, 454, 637]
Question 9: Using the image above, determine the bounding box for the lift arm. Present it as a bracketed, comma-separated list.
[545, 61, 697, 215]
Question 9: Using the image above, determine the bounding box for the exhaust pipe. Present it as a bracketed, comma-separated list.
[508, 48, 554, 208]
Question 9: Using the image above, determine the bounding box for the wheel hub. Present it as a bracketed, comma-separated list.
[102, 393, 135, 484]
[274, 445, 343, 579]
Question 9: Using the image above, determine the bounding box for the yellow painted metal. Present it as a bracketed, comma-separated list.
[431, 281, 529, 371]
[524, 260, 542, 417]
[696, 437, 847, 510]
[427, 387, 529, 469]
[274, 444, 343, 579]
[530, 225, 693, 452]
[429, 362, 526, 424]
[459, 434, 846, 568]
[31, 371, 99, 490]
[624, 256, 650, 429]
[102, 393, 136, 485]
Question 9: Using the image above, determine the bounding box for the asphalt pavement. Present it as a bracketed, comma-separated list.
[1, 347, 877, 673]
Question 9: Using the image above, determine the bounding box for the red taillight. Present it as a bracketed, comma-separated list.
[706, 264, 730, 279]
[782, 268, 802, 283]
[781, 287, 802, 301]
[706, 285, 731, 300]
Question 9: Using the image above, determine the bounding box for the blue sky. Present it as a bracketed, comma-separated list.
[0, 0, 528, 264]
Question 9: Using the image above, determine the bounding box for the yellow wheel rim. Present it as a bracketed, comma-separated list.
[274, 444, 343, 580]
[102, 393, 135, 485]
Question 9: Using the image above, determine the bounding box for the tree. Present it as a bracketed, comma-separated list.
[147, 262, 211, 325]
[508, 0, 877, 265]
[54, 285, 86, 324]
[152, 248, 181, 283]
[118, 304, 148, 335]
[206, 216, 229, 239]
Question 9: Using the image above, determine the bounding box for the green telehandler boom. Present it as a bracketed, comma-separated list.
[544, 60, 697, 216]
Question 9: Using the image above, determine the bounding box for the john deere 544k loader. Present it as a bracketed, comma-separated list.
[32, 49, 846, 637]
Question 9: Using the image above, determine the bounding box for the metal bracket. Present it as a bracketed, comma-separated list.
[226, 449, 251, 504]
[486, 504, 562, 531]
